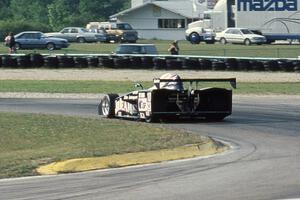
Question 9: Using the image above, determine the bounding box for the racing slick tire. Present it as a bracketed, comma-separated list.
[145, 115, 158, 123]
[98, 94, 119, 118]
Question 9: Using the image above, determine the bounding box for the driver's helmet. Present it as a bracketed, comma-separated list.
[149, 73, 183, 90]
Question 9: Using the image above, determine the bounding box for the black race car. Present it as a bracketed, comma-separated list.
[98, 74, 236, 122]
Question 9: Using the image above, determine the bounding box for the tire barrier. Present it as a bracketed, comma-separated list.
[238, 59, 252, 71]
[250, 60, 265, 71]
[74, 57, 88, 68]
[166, 58, 183, 70]
[212, 60, 226, 71]
[114, 56, 131, 68]
[263, 60, 279, 71]
[182, 58, 201, 70]
[293, 60, 300, 72]
[225, 58, 238, 71]
[1, 56, 18, 68]
[130, 56, 142, 69]
[278, 60, 294, 72]
[57, 56, 75, 68]
[199, 59, 212, 70]
[44, 56, 59, 68]
[153, 57, 166, 70]
[17, 55, 31, 68]
[99, 56, 114, 68]
[0, 54, 299, 72]
[141, 56, 154, 69]
[87, 57, 99, 68]
[30, 53, 44, 68]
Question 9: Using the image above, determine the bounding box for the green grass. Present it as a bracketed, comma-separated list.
[0, 112, 204, 178]
[1, 40, 300, 58]
[0, 80, 299, 95]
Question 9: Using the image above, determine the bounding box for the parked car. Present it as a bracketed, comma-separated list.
[114, 44, 158, 54]
[98, 73, 236, 122]
[88, 28, 118, 43]
[45, 27, 101, 43]
[14, 31, 69, 50]
[215, 28, 266, 45]
[87, 22, 138, 43]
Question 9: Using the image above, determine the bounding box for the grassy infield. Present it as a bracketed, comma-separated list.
[1, 40, 300, 57]
[1, 42, 299, 178]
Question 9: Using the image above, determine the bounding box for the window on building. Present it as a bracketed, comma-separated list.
[158, 19, 185, 29]
[187, 18, 200, 25]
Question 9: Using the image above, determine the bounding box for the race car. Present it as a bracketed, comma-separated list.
[98, 73, 236, 122]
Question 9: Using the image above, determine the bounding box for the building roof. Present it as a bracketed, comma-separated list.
[110, 1, 200, 19]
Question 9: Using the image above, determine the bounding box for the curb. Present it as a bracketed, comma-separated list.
[37, 138, 228, 175]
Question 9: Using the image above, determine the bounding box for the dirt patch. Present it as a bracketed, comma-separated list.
[0, 69, 299, 82]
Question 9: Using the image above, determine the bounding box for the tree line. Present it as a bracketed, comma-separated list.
[0, 0, 130, 40]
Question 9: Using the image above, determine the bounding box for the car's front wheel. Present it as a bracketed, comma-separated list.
[99, 94, 119, 118]
[189, 32, 200, 44]
[46, 43, 55, 51]
[15, 42, 21, 50]
[244, 38, 251, 46]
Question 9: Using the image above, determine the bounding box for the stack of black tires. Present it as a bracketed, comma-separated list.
[0, 54, 299, 72]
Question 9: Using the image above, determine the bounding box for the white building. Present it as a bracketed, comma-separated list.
[110, 0, 217, 40]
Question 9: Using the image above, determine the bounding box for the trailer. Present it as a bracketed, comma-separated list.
[192, 0, 300, 43]
[263, 33, 300, 43]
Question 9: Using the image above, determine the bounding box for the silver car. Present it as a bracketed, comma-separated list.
[14, 31, 69, 50]
[216, 28, 266, 45]
[45, 27, 100, 43]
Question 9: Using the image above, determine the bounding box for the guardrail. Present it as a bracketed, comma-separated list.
[0, 53, 299, 72]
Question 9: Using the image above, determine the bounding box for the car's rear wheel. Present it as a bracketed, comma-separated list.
[15, 42, 21, 50]
[244, 38, 251, 46]
[99, 94, 119, 118]
[77, 37, 86, 43]
[220, 38, 227, 45]
[46, 43, 55, 51]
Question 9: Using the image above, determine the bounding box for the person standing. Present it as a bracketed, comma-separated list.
[168, 40, 179, 55]
[5, 32, 16, 54]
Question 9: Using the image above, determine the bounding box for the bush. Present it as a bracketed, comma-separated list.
[0, 20, 52, 41]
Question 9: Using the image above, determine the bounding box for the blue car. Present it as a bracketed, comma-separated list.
[15, 31, 69, 50]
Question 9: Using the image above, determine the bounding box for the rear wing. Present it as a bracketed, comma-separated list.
[153, 78, 237, 89]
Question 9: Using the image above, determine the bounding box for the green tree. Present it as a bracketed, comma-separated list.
[79, 0, 130, 21]
[10, 0, 53, 24]
[0, 0, 131, 32]
[48, 0, 81, 30]
[0, 0, 12, 20]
